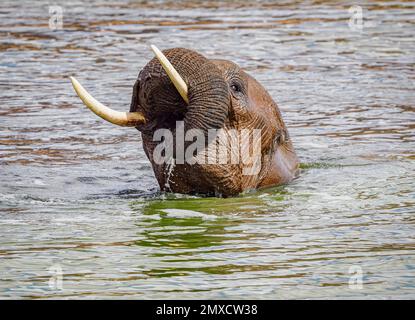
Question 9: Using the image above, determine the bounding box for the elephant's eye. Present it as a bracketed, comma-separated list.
[230, 83, 242, 93]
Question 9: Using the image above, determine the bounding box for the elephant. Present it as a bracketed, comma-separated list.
[70, 46, 299, 197]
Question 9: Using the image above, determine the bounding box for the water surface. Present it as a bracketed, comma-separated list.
[0, 0, 414, 299]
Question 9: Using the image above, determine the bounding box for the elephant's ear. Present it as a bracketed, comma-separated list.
[130, 79, 141, 113]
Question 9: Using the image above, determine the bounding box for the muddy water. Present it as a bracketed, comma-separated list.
[0, 0, 414, 299]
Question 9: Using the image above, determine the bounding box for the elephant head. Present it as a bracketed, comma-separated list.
[71, 46, 299, 197]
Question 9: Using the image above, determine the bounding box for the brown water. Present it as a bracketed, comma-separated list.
[0, 0, 414, 299]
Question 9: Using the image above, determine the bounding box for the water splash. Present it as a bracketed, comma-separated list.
[164, 157, 176, 192]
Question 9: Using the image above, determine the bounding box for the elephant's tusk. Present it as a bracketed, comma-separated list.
[70, 76, 146, 127]
[150, 45, 189, 104]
